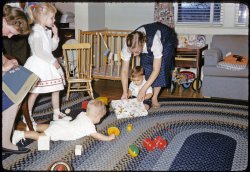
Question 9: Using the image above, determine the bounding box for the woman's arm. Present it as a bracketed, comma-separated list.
[121, 60, 130, 99]
[144, 93, 153, 100]
[90, 132, 115, 141]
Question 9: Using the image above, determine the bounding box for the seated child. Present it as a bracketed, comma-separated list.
[12, 99, 115, 144]
[128, 66, 153, 110]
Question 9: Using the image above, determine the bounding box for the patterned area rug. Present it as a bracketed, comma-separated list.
[2, 98, 248, 171]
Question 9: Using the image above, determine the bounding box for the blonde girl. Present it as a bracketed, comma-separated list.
[24, 3, 71, 125]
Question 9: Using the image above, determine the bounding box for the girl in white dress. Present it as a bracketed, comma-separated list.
[24, 3, 71, 125]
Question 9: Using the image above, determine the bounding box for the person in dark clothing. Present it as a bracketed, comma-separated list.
[121, 22, 177, 109]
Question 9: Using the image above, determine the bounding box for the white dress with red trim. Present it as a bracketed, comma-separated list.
[24, 24, 65, 93]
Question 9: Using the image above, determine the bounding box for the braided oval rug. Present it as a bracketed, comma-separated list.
[2, 98, 248, 171]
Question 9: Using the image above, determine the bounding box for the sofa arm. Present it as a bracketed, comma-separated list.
[204, 48, 223, 66]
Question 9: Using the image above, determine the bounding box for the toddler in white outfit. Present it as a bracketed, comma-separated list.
[12, 100, 115, 145]
[128, 66, 153, 110]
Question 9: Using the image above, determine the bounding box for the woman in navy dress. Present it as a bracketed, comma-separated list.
[121, 22, 177, 108]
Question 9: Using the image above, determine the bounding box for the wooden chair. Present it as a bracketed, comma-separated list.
[62, 43, 94, 100]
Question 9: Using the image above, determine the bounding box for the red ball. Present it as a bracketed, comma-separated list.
[154, 136, 168, 150]
[82, 100, 89, 110]
[142, 138, 156, 151]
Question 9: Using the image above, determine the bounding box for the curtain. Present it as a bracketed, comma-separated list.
[154, 2, 175, 28]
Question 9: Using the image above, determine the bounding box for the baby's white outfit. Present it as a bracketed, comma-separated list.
[24, 24, 65, 93]
[129, 76, 153, 97]
[44, 112, 96, 141]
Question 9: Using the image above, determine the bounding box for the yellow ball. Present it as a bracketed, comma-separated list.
[127, 124, 133, 132]
[128, 144, 139, 157]
[107, 127, 120, 136]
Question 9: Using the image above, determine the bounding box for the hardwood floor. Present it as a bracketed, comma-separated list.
[92, 79, 203, 102]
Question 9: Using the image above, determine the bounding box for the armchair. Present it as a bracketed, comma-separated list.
[202, 35, 248, 101]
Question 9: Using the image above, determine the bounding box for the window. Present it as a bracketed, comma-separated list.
[235, 3, 249, 26]
[176, 3, 223, 25]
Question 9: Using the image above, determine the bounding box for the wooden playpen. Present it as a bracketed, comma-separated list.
[78, 29, 140, 80]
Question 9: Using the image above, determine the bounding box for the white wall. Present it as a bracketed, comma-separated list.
[105, 3, 154, 30]
[74, 3, 88, 40]
[89, 3, 105, 30]
[55, 2, 75, 14]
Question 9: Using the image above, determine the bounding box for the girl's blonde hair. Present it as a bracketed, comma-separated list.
[126, 31, 147, 49]
[3, 5, 30, 35]
[27, 2, 57, 24]
[130, 66, 144, 79]
[87, 99, 107, 117]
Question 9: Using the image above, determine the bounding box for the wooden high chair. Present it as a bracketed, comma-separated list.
[62, 43, 94, 100]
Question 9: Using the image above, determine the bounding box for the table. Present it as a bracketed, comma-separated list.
[175, 44, 208, 91]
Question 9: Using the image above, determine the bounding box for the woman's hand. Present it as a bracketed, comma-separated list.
[121, 93, 128, 100]
[2, 59, 18, 72]
[137, 87, 147, 102]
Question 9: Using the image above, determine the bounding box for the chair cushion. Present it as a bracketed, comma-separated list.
[217, 54, 248, 71]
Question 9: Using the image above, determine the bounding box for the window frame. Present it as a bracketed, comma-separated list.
[235, 3, 249, 27]
[174, 2, 224, 26]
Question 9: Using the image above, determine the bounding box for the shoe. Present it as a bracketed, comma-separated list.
[53, 112, 72, 121]
[12, 130, 25, 145]
[2, 147, 30, 154]
[152, 104, 161, 109]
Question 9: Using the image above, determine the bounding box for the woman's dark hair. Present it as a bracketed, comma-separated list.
[3, 5, 30, 35]
[126, 31, 147, 49]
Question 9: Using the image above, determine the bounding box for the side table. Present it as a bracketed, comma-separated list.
[175, 44, 208, 91]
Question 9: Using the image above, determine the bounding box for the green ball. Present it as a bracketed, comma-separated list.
[128, 144, 139, 157]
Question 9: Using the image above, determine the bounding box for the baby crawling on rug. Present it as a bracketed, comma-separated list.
[12, 100, 115, 146]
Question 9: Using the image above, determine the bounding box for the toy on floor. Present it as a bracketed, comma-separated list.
[154, 136, 168, 150]
[38, 135, 50, 151]
[65, 108, 71, 114]
[48, 161, 73, 171]
[96, 96, 109, 105]
[82, 100, 89, 110]
[128, 144, 139, 157]
[142, 138, 156, 151]
[127, 124, 133, 132]
[170, 68, 202, 94]
[75, 145, 83, 156]
[107, 127, 120, 136]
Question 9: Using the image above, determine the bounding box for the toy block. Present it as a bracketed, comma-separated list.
[38, 136, 50, 150]
[75, 145, 83, 155]
[96, 97, 108, 105]
[82, 100, 89, 110]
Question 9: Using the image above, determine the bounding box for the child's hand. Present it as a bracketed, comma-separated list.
[53, 60, 61, 69]
[109, 134, 115, 141]
[51, 25, 58, 37]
